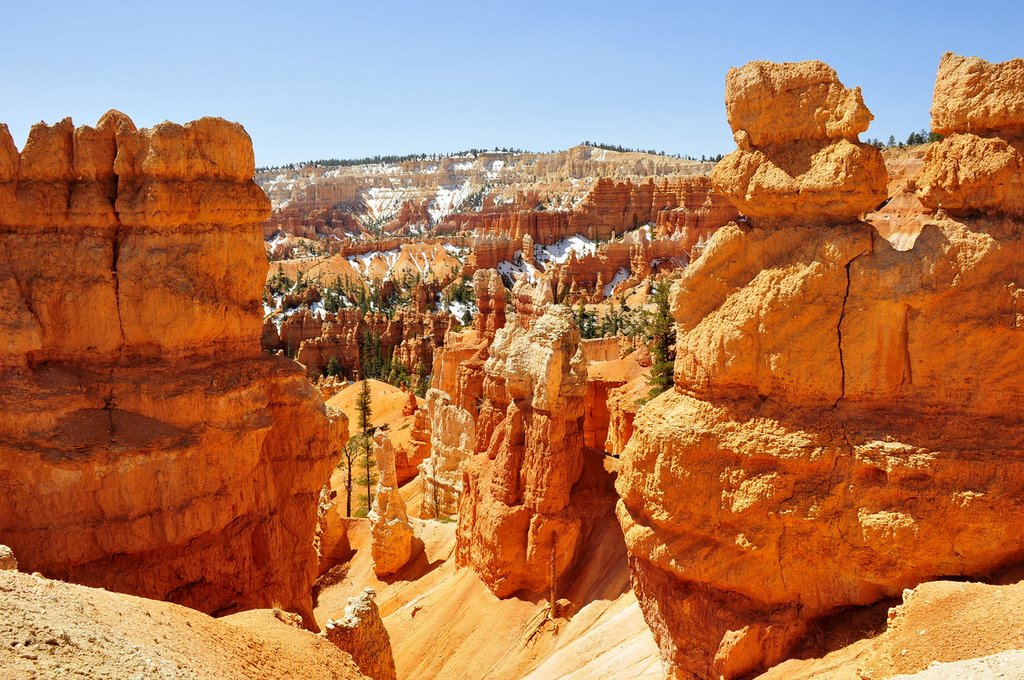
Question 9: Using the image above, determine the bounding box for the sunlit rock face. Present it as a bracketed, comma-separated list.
[618, 57, 1024, 679]
[0, 112, 342, 625]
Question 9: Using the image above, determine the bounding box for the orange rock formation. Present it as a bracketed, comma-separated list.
[419, 388, 476, 519]
[916, 52, 1024, 216]
[368, 434, 416, 576]
[322, 587, 397, 680]
[710, 60, 888, 223]
[617, 56, 1024, 679]
[0, 112, 342, 626]
[455, 279, 592, 597]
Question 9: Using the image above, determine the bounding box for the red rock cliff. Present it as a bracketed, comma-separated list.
[0, 112, 341, 625]
[617, 57, 1024, 679]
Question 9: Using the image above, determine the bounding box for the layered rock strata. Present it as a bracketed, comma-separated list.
[368, 434, 415, 576]
[0, 112, 341, 624]
[449, 176, 736, 245]
[617, 57, 1024, 679]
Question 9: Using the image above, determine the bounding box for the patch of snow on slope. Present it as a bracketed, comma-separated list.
[442, 242, 469, 259]
[267, 232, 289, 249]
[604, 268, 630, 297]
[428, 181, 471, 223]
[346, 248, 401, 279]
[484, 159, 505, 180]
[436, 297, 478, 323]
[497, 254, 539, 285]
[360, 187, 410, 220]
[535, 234, 596, 265]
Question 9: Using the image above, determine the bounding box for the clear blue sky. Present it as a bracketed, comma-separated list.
[3, 1, 1022, 167]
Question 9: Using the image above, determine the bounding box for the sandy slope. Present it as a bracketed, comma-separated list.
[0, 569, 366, 679]
[761, 579, 1024, 679]
[314, 487, 662, 680]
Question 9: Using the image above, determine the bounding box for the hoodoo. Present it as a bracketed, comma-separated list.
[455, 278, 591, 597]
[0, 113, 341, 624]
[617, 56, 1024, 679]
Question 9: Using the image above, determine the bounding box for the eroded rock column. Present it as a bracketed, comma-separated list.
[618, 57, 1024, 679]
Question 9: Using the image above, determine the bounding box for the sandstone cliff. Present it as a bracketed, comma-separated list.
[0, 113, 342, 625]
[419, 388, 476, 519]
[617, 57, 1024, 679]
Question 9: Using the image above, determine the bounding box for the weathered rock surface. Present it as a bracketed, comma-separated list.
[917, 53, 1024, 217]
[456, 280, 591, 597]
[618, 59, 1024, 679]
[0, 545, 17, 571]
[0, 112, 342, 625]
[419, 388, 476, 519]
[322, 587, 397, 680]
[368, 434, 415, 576]
[711, 60, 887, 223]
[929, 52, 1024, 137]
[762, 579, 1024, 680]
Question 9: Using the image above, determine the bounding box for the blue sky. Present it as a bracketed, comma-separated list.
[3, 1, 1022, 166]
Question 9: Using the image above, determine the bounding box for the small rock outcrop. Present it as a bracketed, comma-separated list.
[0, 545, 17, 571]
[0, 112, 342, 624]
[710, 60, 887, 223]
[916, 53, 1024, 216]
[368, 434, 415, 576]
[322, 587, 397, 680]
[618, 56, 1024, 679]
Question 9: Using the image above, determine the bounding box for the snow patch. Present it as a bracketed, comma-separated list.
[603, 267, 630, 297]
[427, 181, 472, 223]
[534, 234, 596, 265]
[484, 159, 505, 180]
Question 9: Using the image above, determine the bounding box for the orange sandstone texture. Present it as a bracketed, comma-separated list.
[0, 112, 342, 625]
[617, 58, 1024, 680]
[711, 60, 887, 223]
[916, 53, 1024, 216]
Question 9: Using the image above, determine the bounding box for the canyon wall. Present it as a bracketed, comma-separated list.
[0, 113, 341, 624]
[616, 57, 1024, 679]
[257, 146, 711, 239]
[274, 307, 448, 380]
[448, 176, 736, 245]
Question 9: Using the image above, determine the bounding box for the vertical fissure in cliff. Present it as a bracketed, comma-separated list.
[833, 256, 857, 409]
[107, 156, 125, 439]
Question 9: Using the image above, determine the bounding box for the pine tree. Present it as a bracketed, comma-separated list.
[355, 379, 376, 513]
[646, 277, 676, 397]
[341, 437, 358, 516]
